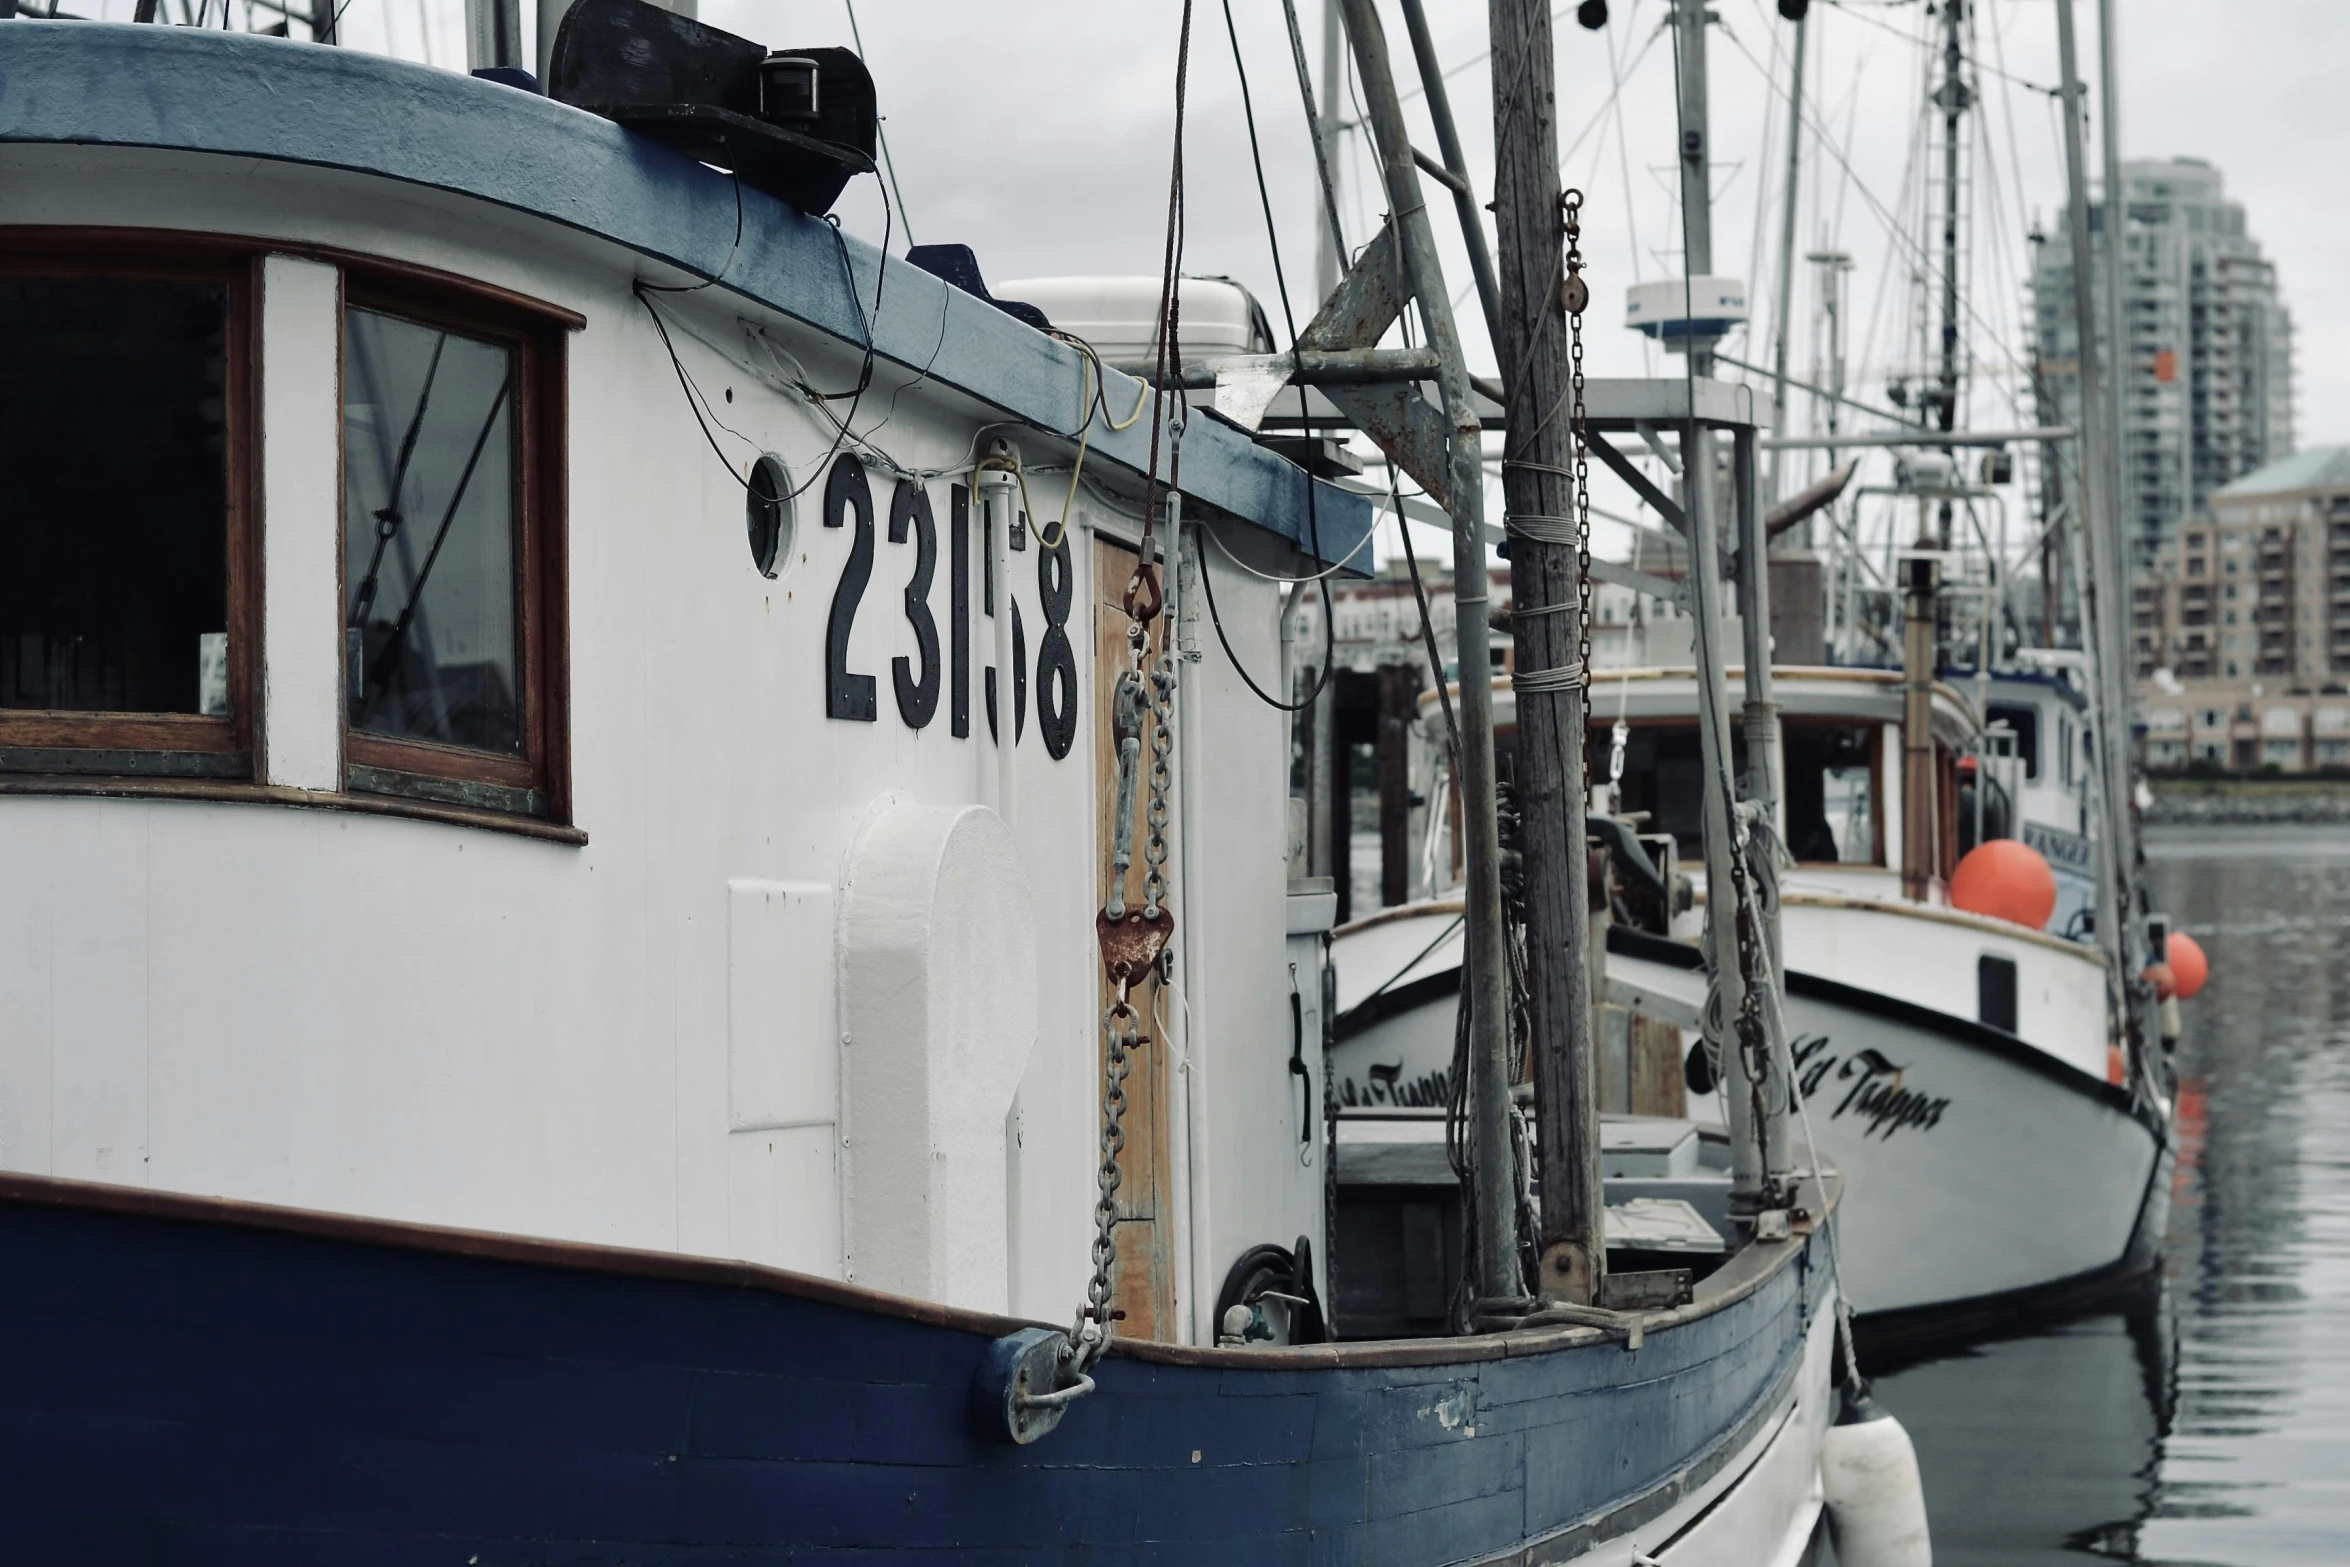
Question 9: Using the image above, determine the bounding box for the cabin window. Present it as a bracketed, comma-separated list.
[1602, 720, 1877, 866]
[0, 250, 254, 773]
[1986, 701, 2041, 781]
[341, 278, 565, 819]
[1601, 723, 1725, 863]
[1782, 723, 1878, 864]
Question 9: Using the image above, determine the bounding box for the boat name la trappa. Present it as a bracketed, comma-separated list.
[1789, 1035, 1951, 1139]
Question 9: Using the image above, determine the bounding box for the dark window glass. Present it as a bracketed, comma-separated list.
[1606, 724, 1877, 864]
[0, 277, 228, 714]
[1602, 723, 1746, 862]
[748, 454, 787, 578]
[1978, 955, 2019, 1033]
[1987, 702, 2041, 780]
[1782, 724, 1878, 864]
[344, 308, 520, 754]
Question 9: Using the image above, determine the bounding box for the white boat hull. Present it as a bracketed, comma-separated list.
[1330, 904, 2169, 1329]
[1608, 930, 2169, 1321]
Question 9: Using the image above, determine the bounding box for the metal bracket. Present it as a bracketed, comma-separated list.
[1212, 358, 1293, 433]
[1633, 421, 1683, 474]
[1587, 557, 1689, 612]
[1584, 432, 1686, 537]
[971, 1327, 1094, 1444]
[1294, 222, 1461, 512]
[1097, 907, 1174, 989]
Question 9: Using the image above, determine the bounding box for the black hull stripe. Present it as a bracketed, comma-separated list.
[1605, 924, 2170, 1138]
[1336, 967, 1465, 1042]
[1349, 927, 2170, 1145]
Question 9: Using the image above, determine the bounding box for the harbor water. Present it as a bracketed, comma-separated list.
[1873, 825, 2350, 1563]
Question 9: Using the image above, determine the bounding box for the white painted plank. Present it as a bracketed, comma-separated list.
[259, 254, 344, 792]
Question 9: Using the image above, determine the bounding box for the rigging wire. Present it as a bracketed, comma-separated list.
[1603, 1, 1657, 378]
[839, 0, 917, 248]
[1722, 20, 2036, 389]
[634, 200, 888, 505]
[1739, 2, 1787, 333]
[1139, 0, 1196, 569]
[1824, 0, 2061, 97]
[1193, 0, 1336, 715]
[1278, 0, 1350, 282]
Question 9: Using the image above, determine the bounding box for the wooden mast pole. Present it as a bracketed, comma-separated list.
[1487, 0, 1604, 1305]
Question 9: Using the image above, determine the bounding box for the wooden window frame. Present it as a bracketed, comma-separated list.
[338, 268, 571, 825]
[0, 232, 261, 777]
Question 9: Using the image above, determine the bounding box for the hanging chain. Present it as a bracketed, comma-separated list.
[1562, 190, 1595, 688]
[1570, 186, 1631, 799]
[1143, 637, 1176, 921]
[1072, 559, 1180, 1376]
[1078, 993, 1142, 1371]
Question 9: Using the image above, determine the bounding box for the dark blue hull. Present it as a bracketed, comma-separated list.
[0, 1175, 1831, 1564]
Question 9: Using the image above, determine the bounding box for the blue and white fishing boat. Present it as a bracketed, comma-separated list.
[0, 2, 1917, 1560]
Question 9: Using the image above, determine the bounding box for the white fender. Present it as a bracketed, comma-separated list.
[1820, 1387, 1932, 1567]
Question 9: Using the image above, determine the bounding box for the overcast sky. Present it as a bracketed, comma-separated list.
[267, 0, 2350, 556]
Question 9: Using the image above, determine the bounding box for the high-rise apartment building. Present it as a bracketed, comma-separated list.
[2030, 157, 2295, 570]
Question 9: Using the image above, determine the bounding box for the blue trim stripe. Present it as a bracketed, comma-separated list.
[0, 22, 1373, 569]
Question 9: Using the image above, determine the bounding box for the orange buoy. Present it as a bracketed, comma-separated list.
[1947, 838, 2057, 930]
[2142, 961, 2177, 1000]
[2167, 931, 2210, 1000]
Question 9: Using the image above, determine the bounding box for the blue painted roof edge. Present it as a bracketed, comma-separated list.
[0, 22, 1372, 570]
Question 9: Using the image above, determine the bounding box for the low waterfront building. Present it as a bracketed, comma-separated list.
[2134, 447, 2350, 771]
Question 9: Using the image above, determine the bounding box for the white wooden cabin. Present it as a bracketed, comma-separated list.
[1414, 666, 2110, 1079]
[0, 22, 1366, 1346]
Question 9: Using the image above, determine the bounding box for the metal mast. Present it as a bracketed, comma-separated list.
[1331, 0, 1518, 1310]
[1765, 9, 1809, 505]
[1929, 0, 1971, 549]
[1317, 0, 1346, 301]
[2054, 0, 2141, 1047]
[1668, 0, 1790, 1215]
[1487, 0, 1603, 1305]
[1400, 0, 1503, 351]
[1672, 0, 1715, 377]
[2096, 0, 2132, 568]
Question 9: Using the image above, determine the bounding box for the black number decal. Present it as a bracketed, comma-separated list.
[950, 484, 970, 738]
[985, 602, 1026, 745]
[888, 480, 941, 728]
[1035, 527, 1078, 759]
[824, 454, 877, 721]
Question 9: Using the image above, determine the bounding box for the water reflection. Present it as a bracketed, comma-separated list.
[1869, 827, 2350, 1565]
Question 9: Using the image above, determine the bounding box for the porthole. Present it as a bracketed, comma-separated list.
[748, 453, 793, 579]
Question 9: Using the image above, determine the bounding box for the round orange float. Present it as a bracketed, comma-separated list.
[2167, 930, 2210, 999]
[1947, 838, 2057, 930]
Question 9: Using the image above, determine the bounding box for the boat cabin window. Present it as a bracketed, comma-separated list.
[1602, 721, 1879, 866]
[1603, 724, 1722, 862]
[1986, 701, 2040, 781]
[1782, 723, 1878, 864]
[0, 250, 254, 772]
[341, 279, 566, 820]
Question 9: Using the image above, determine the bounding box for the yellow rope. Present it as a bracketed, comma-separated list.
[983, 337, 1152, 553]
